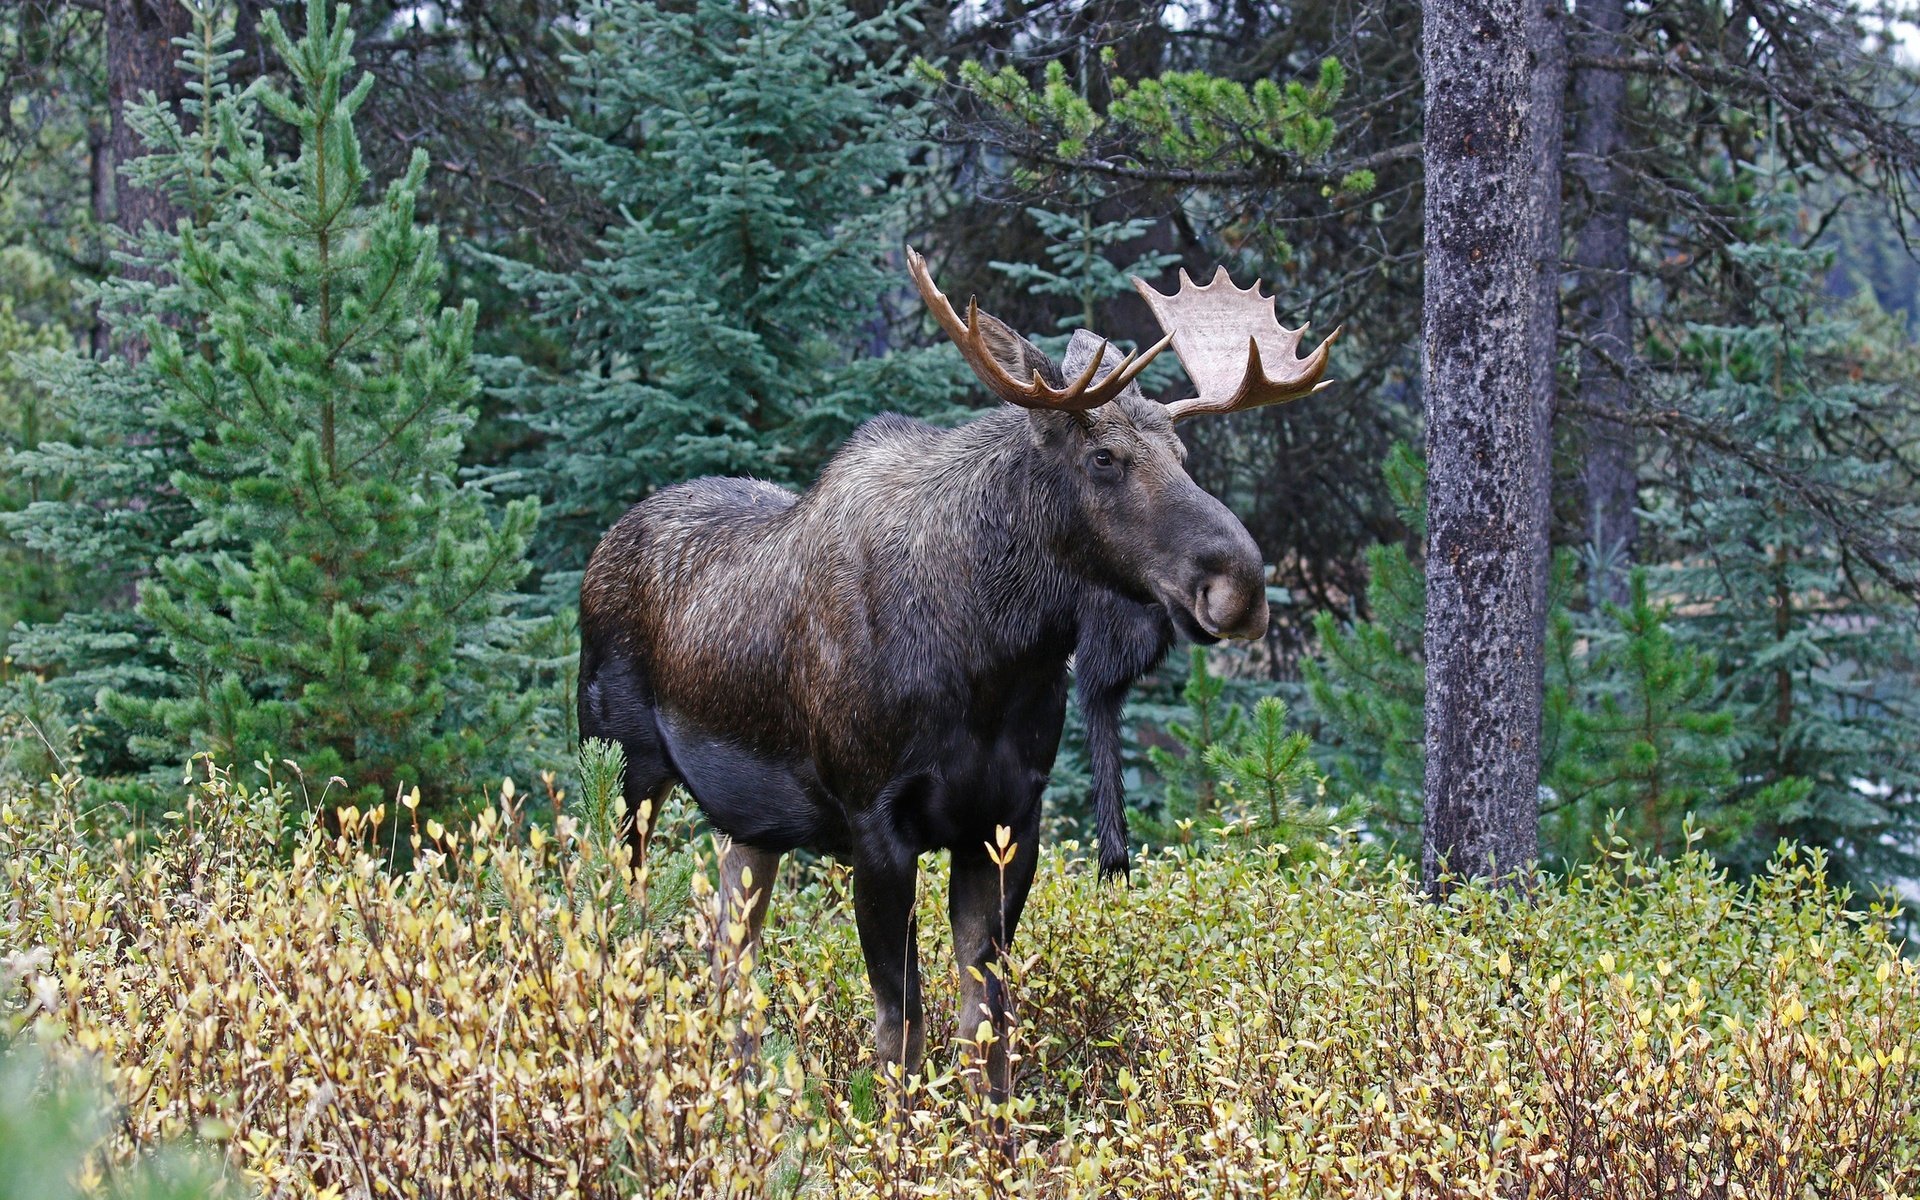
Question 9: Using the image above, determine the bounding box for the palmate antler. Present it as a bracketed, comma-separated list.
[909, 248, 1335, 418]
[1133, 267, 1339, 422]
[907, 247, 1170, 411]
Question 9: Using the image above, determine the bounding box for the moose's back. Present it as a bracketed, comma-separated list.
[575, 411, 1076, 855]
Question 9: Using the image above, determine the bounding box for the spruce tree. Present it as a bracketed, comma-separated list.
[489, 0, 967, 580]
[1553, 571, 1745, 859]
[6, 1, 546, 808]
[1651, 198, 1920, 886]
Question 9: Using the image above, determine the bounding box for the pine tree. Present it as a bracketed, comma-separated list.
[1135, 655, 1351, 858]
[1206, 696, 1354, 856]
[1136, 647, 1246, 846]
[6, 1, 548, 808]
[488, 0, 968, 581]
[1650, 192, 1920, 886]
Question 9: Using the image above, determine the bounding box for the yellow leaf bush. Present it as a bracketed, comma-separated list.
[3, 762, 1916, 1198]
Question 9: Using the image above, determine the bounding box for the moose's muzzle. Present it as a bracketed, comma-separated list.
[1165, 500, 1268, 642]
[1193, 571, 1269, 641]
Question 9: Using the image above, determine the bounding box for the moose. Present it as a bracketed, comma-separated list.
[577, 249, 1334, 1100]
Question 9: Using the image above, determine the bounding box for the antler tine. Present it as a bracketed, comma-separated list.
[907, 246, 1169, 412]
[1131, 268, 1339, 422]
[1106, 329, 1176, 392]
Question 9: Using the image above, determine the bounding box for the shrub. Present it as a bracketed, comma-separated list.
[0, 1042, 221, 1200]
[3, 762, 1916, 1197]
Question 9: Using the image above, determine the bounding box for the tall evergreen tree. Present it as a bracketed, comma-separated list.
[489, 0, 968, 581]
[1651, 193, 1920, 886]
[1419, 0, 1562, 891]
[5, 0, 547, 807]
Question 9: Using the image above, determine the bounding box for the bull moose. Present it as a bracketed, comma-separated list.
[576, 249, 1334, 1100]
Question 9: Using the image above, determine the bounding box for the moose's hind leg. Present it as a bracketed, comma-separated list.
[577, 648, 677, 865]
[713, 834, 782, 1061]
[714, 835, 783, 982]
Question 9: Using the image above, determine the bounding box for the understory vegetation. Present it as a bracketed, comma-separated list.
[4, 752, 1917, 1198]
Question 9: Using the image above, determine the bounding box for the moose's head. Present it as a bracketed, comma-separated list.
[907, 249, 1337, 644]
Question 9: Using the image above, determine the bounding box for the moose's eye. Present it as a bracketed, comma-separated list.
[1091, 448, 1116, 470]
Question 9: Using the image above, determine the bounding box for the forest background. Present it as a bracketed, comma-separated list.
[4, 0, 1920, 903]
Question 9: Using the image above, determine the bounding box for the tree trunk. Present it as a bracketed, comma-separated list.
[105, 0, 193, 287]
[1570, 0, 1636, 606]
[1420, 0, 1562, 894]
[87, 115, 113, 359]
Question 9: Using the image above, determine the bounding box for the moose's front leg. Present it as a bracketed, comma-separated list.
[853, 854, 924, 1077]
[949, 809, 1041, 1105]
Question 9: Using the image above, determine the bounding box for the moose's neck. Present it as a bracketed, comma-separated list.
[800, 408, 1090, 660]
[924, 409, 1087, 636]
[966, 411, 1090, 632]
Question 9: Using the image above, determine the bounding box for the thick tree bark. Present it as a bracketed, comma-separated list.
[1569, 0, 1636, 606]
[1420, 0, 1562, 894]
[105, 0, 193, 278]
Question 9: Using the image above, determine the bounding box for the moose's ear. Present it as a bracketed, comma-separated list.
[909, 248, 1160, 411]
[974, 322, 1082, 444]
[976, 311, 1063, 391]
[1027, 330, 1138, 446]
[1061, 328, 1153, 403]
[1059, 329, 1118, 386]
